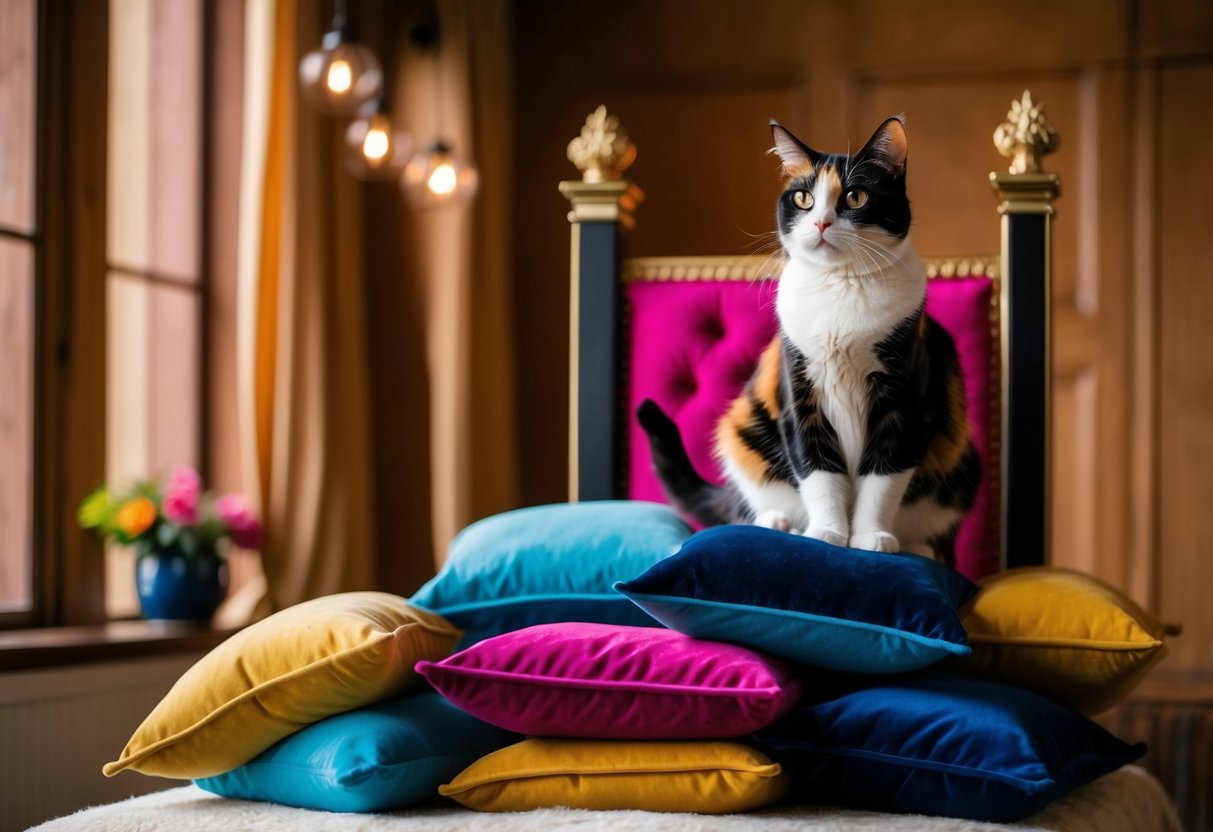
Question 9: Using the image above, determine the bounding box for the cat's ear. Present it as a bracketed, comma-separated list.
[770, 121, 822, 177]
[856, 116, 908, 176]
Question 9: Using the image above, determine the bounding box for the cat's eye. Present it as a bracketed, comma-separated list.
[792, 190, 813, 210]
[845, 189, 869, 209]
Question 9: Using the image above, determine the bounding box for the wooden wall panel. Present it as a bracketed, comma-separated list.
[1155, 64, 1213, 670]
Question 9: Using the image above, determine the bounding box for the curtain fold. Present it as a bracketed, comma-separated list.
[234, 0, 376, 618]
[230, 0, 516, 619]
[397, 0, 518, 564]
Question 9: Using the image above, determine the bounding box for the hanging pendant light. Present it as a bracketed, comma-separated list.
[344, 97, 411, 180]
[299, 0, 383, 115]
[403, 140, 478, 206]
[400, 10, 478, 209]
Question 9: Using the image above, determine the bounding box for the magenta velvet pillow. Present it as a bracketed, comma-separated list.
[415, 622, 801, 739]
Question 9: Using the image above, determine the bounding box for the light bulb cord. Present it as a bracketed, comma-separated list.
[432, 44, 445, 141]
[332, 0, 348, 30]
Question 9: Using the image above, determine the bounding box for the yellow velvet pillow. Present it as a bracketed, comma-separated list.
[439, 738, 789, 813]
[103, 592, 460, 779]
[956, 567, 1168, 715]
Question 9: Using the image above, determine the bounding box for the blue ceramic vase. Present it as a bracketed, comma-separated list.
[136, 543, 229, 621]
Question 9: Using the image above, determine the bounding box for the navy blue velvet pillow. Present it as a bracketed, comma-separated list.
[751, 671, 1146, 822]
[615, 525, 977, 673]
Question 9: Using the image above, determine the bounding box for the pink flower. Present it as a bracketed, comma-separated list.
[216, 493, 263, 549]
[163, 466, 201, 525]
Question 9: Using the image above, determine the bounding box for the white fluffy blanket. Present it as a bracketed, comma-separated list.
[30, 766, 1180, 832]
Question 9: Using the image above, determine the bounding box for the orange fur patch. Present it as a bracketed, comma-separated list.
[920, 373, 972, 475]
[752, 338, 783, 420]
[822, 166, 842, 205]
[716, 397, 770, 485]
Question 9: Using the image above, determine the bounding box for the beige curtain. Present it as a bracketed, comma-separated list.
[232, 0, 376, 618]
[225, 0, 516, 620]
[397, 0, 518, 565]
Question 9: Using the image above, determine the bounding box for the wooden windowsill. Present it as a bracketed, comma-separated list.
[0, 620, 236, 672]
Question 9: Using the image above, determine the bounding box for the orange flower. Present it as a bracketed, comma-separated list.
[114, 497, 156, 538]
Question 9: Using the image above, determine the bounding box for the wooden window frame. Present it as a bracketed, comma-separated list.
[6, 0, 228, 630]
[30, 0, 110, 627]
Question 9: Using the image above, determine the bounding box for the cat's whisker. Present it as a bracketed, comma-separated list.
[755, 250, 788, 287]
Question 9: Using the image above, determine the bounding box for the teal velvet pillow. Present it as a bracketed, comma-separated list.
[751, 671, 1146, 822]
[194, 693, 518, 812]
[615, 524, 976, 673]
[410, 501, 693, 647]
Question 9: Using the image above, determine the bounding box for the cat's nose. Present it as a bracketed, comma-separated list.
[815, 221, 832, 233]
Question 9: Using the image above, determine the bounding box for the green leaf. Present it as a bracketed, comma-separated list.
[179, 528, 199, 557]
[78, 487, 114, 530]
[156, 522, 179, 548]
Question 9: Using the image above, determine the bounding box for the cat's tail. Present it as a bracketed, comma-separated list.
[636, 399, 740, 527]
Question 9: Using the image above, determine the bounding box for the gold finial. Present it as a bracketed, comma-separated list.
[994, 90, 1060, 175]
[567, 105, 636, 183]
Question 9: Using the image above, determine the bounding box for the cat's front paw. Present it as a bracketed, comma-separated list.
[804, 526, 849, 548]
[850, 532, 900, 553]
[754, 510, 793, 533]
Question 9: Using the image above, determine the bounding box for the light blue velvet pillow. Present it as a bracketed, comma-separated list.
[615, 524, 976, 673]
[194, 693, 518, 813]
[410, 501, 693, 647]
[750, 671, 1146, 822]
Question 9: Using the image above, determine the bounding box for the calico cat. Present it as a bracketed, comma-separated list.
[638, 117, 980, 566]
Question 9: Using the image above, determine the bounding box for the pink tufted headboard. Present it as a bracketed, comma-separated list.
[623, 260, 1000, 582]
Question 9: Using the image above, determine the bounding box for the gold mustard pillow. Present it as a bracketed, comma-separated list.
[439, 738, 788, 814]
[956, 567, 1168, 715]
[103, 592, 460, 779]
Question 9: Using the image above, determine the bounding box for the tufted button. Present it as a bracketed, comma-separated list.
[666, 370, 698, 399]
[698, 314, 725, 342]
[679, 374, 698, 397]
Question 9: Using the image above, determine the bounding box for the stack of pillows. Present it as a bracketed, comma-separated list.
[104, 501, 1170, 822]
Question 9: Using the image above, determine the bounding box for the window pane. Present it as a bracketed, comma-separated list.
[0, 240, 34, 613]
[106, 275, 199, 618]
[0, 0, 37, 233]
[108, 0, 201, 280]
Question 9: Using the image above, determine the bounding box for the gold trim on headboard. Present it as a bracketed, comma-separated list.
[622, 254, 999, 281]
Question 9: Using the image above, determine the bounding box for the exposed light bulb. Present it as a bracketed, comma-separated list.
[362, 126, 390, 161]
[403, 141, 478, 208]
[325, 58, 353, 94]
[298, 27, 382, 115]
[427, 160, 458, 195]
[344, 102, 411, 180]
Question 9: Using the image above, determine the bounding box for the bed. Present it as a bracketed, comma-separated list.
[30, 94, 1182, 831]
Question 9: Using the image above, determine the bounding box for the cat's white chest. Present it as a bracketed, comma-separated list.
[802, 327, 882, 476]
[777, 256, 923, 476]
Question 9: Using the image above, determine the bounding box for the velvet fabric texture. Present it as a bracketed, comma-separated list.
[438, 738, 790, 813]
[624, 275, 999, 581]
[751, 671, 1146, 822]
[409, 502, 692, 647]
[952, 567, 1169, 715]
[615, 525, 976, 673]
[416, 623, 801, 739]
[194, 693, 518, 812]
[102, 593, 460, 779]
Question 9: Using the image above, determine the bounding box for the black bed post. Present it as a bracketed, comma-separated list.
[990, 91, 1062, 570]
[559, 106, 643, 502]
